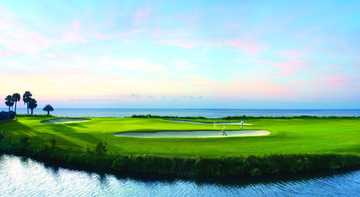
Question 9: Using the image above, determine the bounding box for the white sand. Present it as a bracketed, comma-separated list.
[114, 130, 270, 138]
[42, 118, 90, 124]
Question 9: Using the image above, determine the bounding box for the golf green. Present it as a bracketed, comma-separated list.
[2, 116, 360, 157]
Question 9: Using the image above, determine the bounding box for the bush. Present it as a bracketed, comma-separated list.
[131, 114, 207, 119]
[95, 142, 107, 155]
[2, 135, 360, 180]
[50, 138, 56, 149]
[0, 131, 5, 141]
[20, 136, 30, 147]
[0, 111, 16, 121]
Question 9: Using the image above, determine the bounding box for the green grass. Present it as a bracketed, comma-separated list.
[2, 116, 360, 157]
[2, 116, 360, 179]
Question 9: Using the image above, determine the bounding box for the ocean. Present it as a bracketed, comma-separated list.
[2, 108, 360, 118]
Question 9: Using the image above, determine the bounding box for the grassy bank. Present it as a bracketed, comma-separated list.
[1, 115, 360, 180]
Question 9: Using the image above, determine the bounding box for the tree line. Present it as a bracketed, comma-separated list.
[4, 91, 54, 115]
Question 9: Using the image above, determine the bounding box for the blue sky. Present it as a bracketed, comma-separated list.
[1, 0, 360, 108]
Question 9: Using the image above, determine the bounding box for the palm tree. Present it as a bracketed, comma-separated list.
[12, 93, 21, 114]
[28, 98, 37, 115]
[5, 95, 14, 112]
[23, 91, 32, 114]
[43, 105, 54, 116]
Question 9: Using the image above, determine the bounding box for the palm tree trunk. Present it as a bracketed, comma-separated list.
[31, 109, 33, 115]
[27, 103, 29, 114]
[47, 111, 50, 116]
[14, 102, 17, 113]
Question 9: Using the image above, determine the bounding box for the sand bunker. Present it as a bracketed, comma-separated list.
[115, 130, 270, 138]
[169, 120, 253, 126]
[42, 118, 90, 124]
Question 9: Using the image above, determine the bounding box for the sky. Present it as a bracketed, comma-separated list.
[1, 0, 360, 108]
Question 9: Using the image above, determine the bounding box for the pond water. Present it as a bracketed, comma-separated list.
[1, 155, 360, 197]
[114, 130, 270, 138]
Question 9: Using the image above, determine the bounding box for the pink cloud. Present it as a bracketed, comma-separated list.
[0, 7, 51, 55]
[133, 7, 151, 26]
[278, 49, 305, 59]
[223, 39, 264, 55]
[233, 80, 291, 98]
[297, 74, 359, 100]
[272, 59, 306, 75]
[0, 7, 96, 54]
[0, 50, 16, 57]
[159, 39, 197, 49]
[263, 49, 310, 76]
[151, 27, 201, 49]
[157, 36, 265, 52]
[94, 32, 115, 40]
[102, 58, 167, 73]
[61, 20, 87, 44]
[207, 77, 295, 101]
[322, 74, 349, 88]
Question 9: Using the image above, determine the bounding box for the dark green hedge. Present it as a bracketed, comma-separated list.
[0, 111, 15, 121]
[1, 136, 360, 181]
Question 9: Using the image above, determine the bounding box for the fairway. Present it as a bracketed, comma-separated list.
[2, 116, 360, 157]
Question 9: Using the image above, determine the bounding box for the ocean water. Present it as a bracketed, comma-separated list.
[1, 108, 360, 118]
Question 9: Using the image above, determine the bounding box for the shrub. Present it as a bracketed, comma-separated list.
[50, 138, 56, 149]
[0, 131, 5, 141]
[131, 114, 207, 119]
[95, 142, 107, 155]
[20, 136, 30, 147]
[0, 111, 16, 121]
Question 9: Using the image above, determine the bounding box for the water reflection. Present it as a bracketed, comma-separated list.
[1, 154, 360, 196]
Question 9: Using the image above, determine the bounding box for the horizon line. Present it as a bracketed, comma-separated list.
[3, 107, 360, 110]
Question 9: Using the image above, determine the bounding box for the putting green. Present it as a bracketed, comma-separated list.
[114, 130, 270, 138]
[41, 117, 90, 124]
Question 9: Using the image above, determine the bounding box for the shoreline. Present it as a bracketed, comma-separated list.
[1, 140, 360, 182]
[1, 152, 360, 186]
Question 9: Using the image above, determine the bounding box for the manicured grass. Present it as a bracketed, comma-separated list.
[1, 116, 360, 157]
[2, 116, 360, 180]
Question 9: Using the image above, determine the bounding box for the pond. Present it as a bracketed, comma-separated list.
[1, 154, 360, 196]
